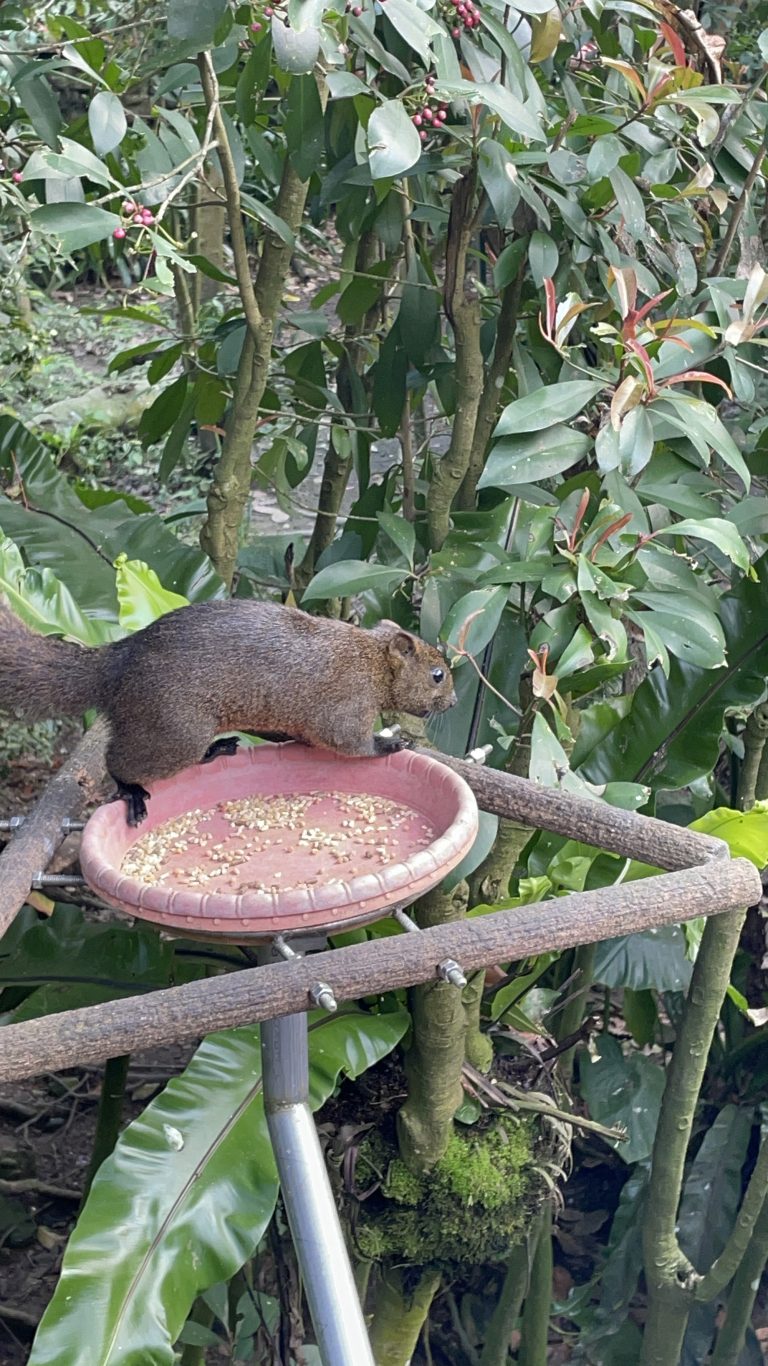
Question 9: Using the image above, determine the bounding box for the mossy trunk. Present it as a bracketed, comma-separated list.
[397, 881, 470, 1173]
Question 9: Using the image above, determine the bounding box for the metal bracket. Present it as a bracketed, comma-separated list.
[394, 909, 467, 989]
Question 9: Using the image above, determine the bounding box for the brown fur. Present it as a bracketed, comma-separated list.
[0, 601, 456, 816]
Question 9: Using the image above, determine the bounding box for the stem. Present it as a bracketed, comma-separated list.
[738, 702, 768, 810]
[198, 62, 327, 586]
[709, 1190, 768, 1365]
[367, 1267, 442, 1366]
[479, 1238, 530, 1366]
[426, 167, 484, 551]
[462, 970, 493, 1072]
[555, 942, 597, 1084]
[295, 230, 379, 590]
[397, 881, 470, 1173]
[711, 134, 767, 276]
[696, 1129, 768, 1301]
[457, 268, 525, 511]
[179, 1300, 215, 1366]
[640, 910, 748, 1365]
[82, 1054, 129, 1201]
[518, 1203, 553, 1366]
[400, 394, 416, 522]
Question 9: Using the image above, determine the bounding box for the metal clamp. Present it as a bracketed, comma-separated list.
[309, 981, 338, 1013]
[465, 745, 493, 765]
[394, 910, 467, 989]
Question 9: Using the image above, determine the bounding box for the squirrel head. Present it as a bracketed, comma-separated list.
[375, 621, 457, 717]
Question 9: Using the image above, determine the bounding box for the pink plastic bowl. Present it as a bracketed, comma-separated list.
[79, 744, 479, 940]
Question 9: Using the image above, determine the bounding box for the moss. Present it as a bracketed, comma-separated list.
[353, 1117, 541, 1270]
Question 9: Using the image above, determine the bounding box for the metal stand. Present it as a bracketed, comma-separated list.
[260, 951, 375, 1366]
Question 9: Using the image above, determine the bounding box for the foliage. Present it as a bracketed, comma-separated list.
[2, 0, 768, 1359]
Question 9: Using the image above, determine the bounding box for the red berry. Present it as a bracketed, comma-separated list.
[412, 114, 423, 126]
[122, 199, 135, 214]
[141, 211, 154, 224]
[251, 20, 262, 29]
[436, 109, 447, 121]
[420, 130, 427, 141]
[423, 107, 433, 121]
[451, 25, 460, 34]
[265, 5, 273, 12]
[352, 5, 362, 12]
[113, 227, 126, 240]
[12, 171, 23, 183]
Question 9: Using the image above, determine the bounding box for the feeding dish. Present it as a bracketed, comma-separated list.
[79, 743, 479, 940]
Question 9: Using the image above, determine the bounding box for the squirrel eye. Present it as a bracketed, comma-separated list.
[431, 667, 445, 684]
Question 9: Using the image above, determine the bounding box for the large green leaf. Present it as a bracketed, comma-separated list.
[580, 1033, 665, 1164]
[301, 558, 410, 602]
[494, 381, 605, 437]
[593, 926, 692, 992]
[480, 425, 590, 487]
[29, 1011, 408, 1366]
[0, 532, 116, 645]
[579, 557, 768, 789]
[0, 418, 224, 618]
[367, 100, 422, 180]
[28, 203, 122, 251]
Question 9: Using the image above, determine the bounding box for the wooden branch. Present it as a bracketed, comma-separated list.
[0, 858, 759, 1081]
[421, 751, 728, 871]
[0, 719, 108, 940]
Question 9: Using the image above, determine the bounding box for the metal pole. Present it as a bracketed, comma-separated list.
[261, 1009, 375, 1366]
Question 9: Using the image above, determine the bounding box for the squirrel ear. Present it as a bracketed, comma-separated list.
[388, 630, 417, 658]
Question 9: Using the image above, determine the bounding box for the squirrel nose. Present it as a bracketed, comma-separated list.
[448, 690, 458, 708]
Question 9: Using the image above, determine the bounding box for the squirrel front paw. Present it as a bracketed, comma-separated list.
[114, 779, 151, 826]
[374, 725, 411, 756]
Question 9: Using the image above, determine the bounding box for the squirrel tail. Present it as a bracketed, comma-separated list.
[0, 602, 104, 720]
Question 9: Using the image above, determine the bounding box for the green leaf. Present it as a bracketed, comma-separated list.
[301, 560, 410, 603]
[478, 140, 520, 228]
[652, 518, 750, 573]
[690, 805, 768, 870]
[25, 137, 114, 187]
[0, 417, 223, 615]
[381, 0, 442, 65]
[494, 381, 604, 436]
[326, 71, 371, 99]
[580, 558, 768, 789]
[628, 593, 726, 669]
[678, 1105, 753, 1273]
[580, 1033, 665, 1164]
[481, 425, 590, 487]
[367, 100, 421, 180]
[611, 166, 646, 237]
[115, 556, 189, 632]
[398, 257, 439, 366]
[284, 74, 324, 182]
[167, 0, 228, 47]
[594, 926, 693, 992]
[372, 323, 407, 437]
[435, 80, 546, 145]
[653, 394, 750, 492]
[29, 202, 121, 251]
[14, 72, 62, 149]
[272, 21, 321, 75]
[29, 1013, 408, 1366]
[442, 586, 509, 656]
[528, 230, 558, 286]
[0, 533, 115, 646]
[88, 91, 126, 155]
[378, 512, 415, 566]
[337, 260, 391, 326]
[137, 375, 189, 448]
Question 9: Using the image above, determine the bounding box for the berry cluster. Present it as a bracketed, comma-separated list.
[410, 76, 449, 143]
[446, 0, 482, 34]
[113, 199, 155, 240]
[250, 0, 286, 32]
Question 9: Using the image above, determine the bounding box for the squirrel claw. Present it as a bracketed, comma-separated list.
[202, 736, 239, 763]
[374, 727, 407, 756]
[114, 780, 151, 827]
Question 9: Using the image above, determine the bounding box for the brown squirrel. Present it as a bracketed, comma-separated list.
[0, 600, 456, 824]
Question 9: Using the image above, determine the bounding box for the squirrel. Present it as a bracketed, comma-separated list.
[0, 600, 457, 824]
